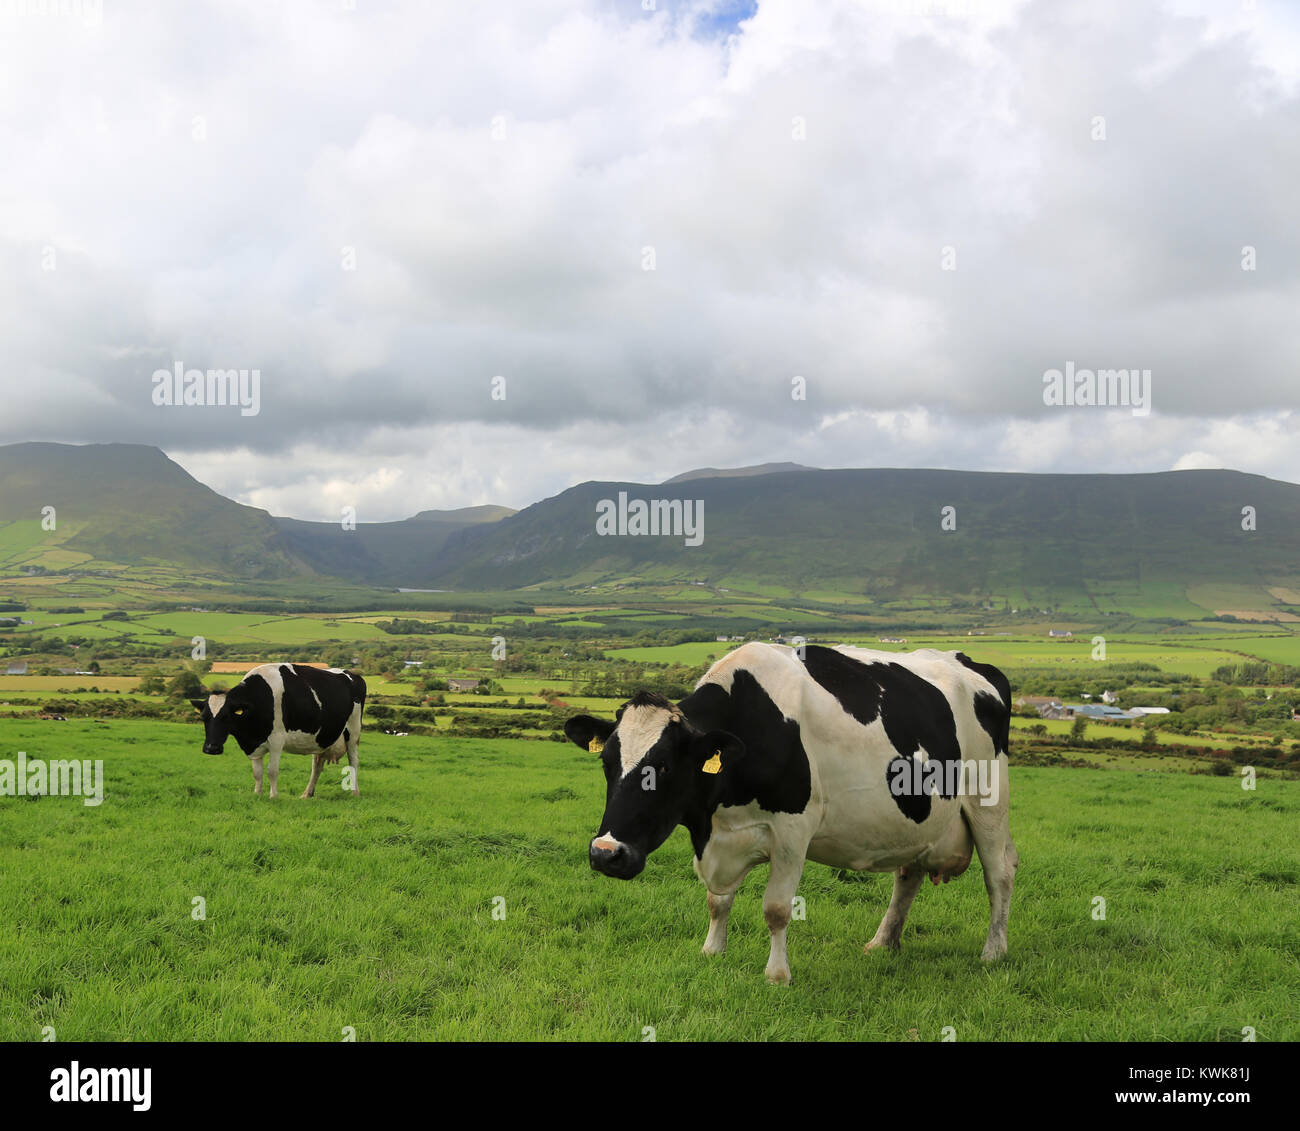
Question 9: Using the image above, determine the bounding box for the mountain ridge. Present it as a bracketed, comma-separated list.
[3, 443, 1298, 614]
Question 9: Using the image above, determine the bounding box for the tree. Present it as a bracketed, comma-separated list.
[1069, 716, 1087, 743]
[137, 670, 166, 695]
[166, 669, 205, 699]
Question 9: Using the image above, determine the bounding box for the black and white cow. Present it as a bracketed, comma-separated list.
[564, 642, 1018, 984]
[192, 664, 365, 799]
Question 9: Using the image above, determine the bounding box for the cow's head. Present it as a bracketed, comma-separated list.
[190, 686, 260, 756]
[565, 691, 744, 880]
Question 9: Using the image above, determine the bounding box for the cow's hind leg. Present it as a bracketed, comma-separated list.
[301, 753, 324, 799]
[346, 740, 360, 798]
[761, 850, 807, 985]
[865, 866, 925, 952]
[966, 762, 1019, 960]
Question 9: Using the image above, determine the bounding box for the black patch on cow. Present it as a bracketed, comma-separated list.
[676, 670, 813, 857]
[955, 652, 1011, 755]
[227, 673, 275, 755]
[801, 645, 962, 824]
[278, 665, 363, 749]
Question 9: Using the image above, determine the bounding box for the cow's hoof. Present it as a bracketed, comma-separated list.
[702, 942, 726, 957]
[864, 938, 900, 953]
[765, 967, 792, 985]
[980, 944, 1008, 962]
[351, 790, 360, 798]
[299, 792, 313, 800]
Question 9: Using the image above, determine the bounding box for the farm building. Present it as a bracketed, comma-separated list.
[1068, 704, 1134, 721]
[447, 678, 480, 692]
[6, 661, 27, 675]
[1048, 629, 1074, 638]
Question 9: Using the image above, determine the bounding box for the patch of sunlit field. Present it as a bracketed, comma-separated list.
[0, 719, 1296, 1042]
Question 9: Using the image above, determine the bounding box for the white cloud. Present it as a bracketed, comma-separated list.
[3, 0, 1299, 510]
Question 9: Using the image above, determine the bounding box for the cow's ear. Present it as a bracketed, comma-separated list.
[694, 730, 745, 776]
[190, 698, 207, 714]
[564, 715, 616, 754]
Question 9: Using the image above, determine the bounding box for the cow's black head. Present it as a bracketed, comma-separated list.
[565, 691, 744, 880]
[190, 685, 265, 756]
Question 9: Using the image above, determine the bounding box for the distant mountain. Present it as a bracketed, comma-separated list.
[0, 443, 516, 587]
[409, 505, 516, 524]
[0, 442, 309, 579]
[5, 444, 1300, 616]
[425, 467, 1300, 611]
[272, 505, 516, 587]
[662, 462, 814, 484]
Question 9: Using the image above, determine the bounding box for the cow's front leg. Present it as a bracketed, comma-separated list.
[702, 890, 737, 956]
[266, 743, 283, 800]
[301, 753, 324, 799]
[250, 754, 264, 796]
[762, 849, 807, 985]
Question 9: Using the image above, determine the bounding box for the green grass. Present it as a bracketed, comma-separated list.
[1, 718, 1297, 1041]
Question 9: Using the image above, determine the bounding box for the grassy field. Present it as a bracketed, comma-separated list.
[1, 718, 1296, 1041]
[604, 632, 1300, 678]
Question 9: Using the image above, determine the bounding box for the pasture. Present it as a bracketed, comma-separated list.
[1, 718, 1297, 1041]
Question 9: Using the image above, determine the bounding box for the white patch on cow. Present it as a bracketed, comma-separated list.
[207, 693, 227, 714]
[615, 703, 676, 778]
[592, 834, 624, 853]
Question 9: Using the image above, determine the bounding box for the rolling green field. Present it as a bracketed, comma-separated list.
[1, 719, 1296, 1041]
[605, 632, 1300, 678]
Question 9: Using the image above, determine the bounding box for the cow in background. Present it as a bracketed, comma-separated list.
[193, 664, 365, 799]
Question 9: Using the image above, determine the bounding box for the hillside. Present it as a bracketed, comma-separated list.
[4, 445, 1299, 618]
[273, 505, 517, 587]
[0, 442, 309, 580]
[426, 467, 1300, 616]
[662, 462, 814, 484]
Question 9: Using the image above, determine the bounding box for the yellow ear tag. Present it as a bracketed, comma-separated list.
[702, 751, 722, 775]
[588, 738, 604, 754]
[234, 708, 244, 716]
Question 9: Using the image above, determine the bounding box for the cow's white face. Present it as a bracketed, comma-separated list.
[565, 691, 744, 880]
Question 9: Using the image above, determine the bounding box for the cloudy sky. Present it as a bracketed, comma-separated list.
[3, 0, 1298, 521]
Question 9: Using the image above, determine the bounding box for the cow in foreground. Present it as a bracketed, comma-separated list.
[564, 642, 1018, 984]
[192, 664, 365, 799]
